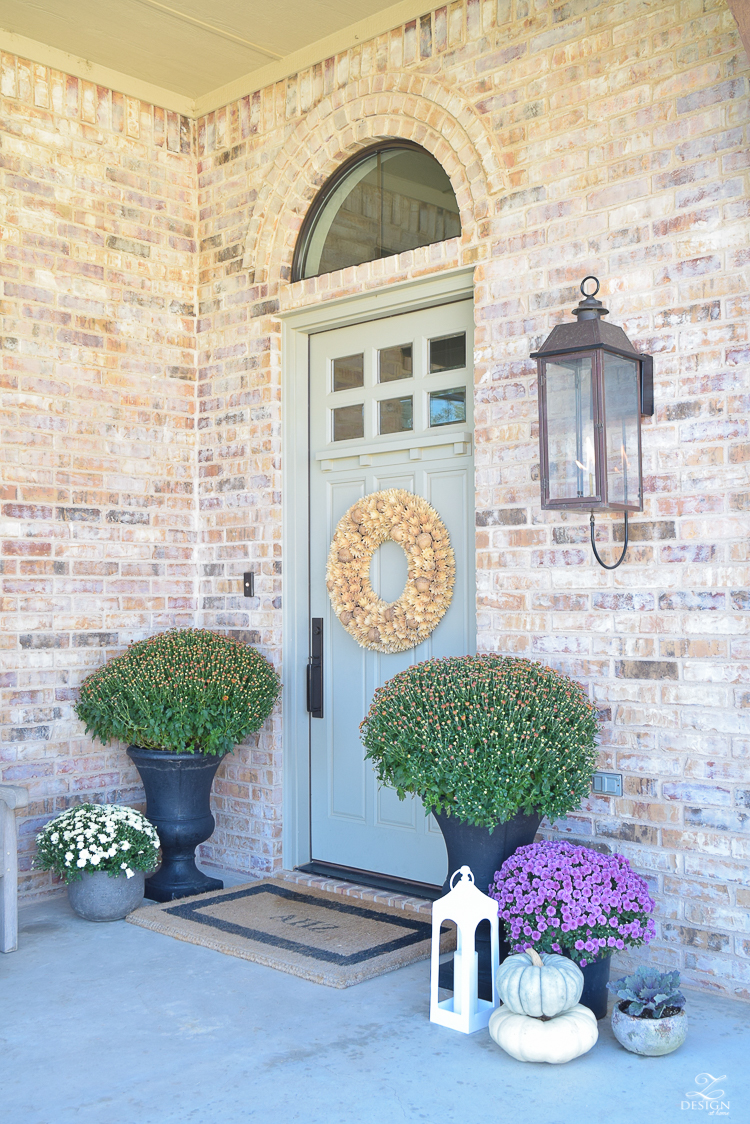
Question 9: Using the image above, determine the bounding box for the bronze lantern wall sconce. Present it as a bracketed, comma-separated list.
[531, 277, 654, 569]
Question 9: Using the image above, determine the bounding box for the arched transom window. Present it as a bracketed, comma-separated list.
[293, 142, 461, 281]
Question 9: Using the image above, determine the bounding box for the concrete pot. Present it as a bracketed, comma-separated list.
[611, 1002, 688, 1056]
[68, 870, 145, 921]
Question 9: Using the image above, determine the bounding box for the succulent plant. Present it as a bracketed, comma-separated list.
[607, 965, 686, 1019]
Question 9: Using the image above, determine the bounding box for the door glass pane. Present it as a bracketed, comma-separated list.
[333, 353, 364, 391]
[296, 146, 461, 280]
[429, 387, 466, 427]
[332, 403, 364, 442]
[604, 353, 640, 507]
[379, 344, 412, 383]
[430, 333, 466, 372]
[379, 396, 413, 435]
[545, 357, 596, 501]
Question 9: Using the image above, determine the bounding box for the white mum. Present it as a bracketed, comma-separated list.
[36, 802, 159, 882]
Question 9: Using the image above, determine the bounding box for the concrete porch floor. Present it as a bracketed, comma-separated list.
[2, 870, 748, 1124]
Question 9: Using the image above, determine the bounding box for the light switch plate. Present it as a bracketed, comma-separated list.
[592, 771, 622, 797]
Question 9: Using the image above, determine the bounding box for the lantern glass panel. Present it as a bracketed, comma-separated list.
[603, 353, 640, 507]
[545, 356, 596, 502]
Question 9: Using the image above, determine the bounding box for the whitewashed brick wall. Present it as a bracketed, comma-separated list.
[0, 57, 198, 886]
[2, 0, 749, 1000]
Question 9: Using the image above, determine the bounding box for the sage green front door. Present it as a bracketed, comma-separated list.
[308, 300, 476, 886]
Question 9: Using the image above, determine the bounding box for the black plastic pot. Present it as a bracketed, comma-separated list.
[577, 951, 613, 1020]
[128, 746, 224, 902]
[435, 808, 542, 1000]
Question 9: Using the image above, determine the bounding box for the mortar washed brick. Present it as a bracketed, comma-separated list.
[0, 55, 199, 896]
[1, 0, 750, 1003]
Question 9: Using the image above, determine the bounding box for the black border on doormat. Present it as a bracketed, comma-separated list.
[163, 882, 432, 966]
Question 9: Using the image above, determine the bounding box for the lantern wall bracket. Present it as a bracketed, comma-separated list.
[590, 510, 629, 570]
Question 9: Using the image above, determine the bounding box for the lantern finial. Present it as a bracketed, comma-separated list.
[573, 275, 609, 321]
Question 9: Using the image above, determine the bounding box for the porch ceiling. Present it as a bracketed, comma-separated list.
[0, 0, 427, 115]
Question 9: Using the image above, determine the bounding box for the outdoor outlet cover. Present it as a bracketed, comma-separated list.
[592, 771, 623, 797]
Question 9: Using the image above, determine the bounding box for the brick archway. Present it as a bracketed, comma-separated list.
[243, 73, 503, 286]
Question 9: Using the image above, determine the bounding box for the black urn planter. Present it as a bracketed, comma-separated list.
[435, 808, 543, 1000]
[128, 746, 224, 902]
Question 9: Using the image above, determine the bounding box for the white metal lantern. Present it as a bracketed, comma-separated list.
[430, 865, 500, 1035]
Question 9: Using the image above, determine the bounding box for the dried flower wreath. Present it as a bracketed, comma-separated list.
[326, 488, 455, 654]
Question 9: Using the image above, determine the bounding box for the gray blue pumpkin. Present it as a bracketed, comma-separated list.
[495, 947, 584, 1018]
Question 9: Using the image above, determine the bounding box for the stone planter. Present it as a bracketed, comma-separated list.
[434, 808, 542, 1000]
[68, 870, 145, 921]
[128, 746, 224, 902]
[612, 1002, 688, 1056]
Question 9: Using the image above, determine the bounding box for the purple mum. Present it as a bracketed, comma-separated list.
[488, 840, 656, 967]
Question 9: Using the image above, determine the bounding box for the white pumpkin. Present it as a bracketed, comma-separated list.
[488, 1003, 598, 1064]
[496, 947, 584, 1017]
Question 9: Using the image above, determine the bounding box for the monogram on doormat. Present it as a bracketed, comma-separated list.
[127, 878, 453, 987]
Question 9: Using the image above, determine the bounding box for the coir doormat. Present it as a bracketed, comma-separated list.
[127, 878, 452, 988]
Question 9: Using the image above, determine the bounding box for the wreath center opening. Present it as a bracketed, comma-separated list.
[369, 538, 409, 603]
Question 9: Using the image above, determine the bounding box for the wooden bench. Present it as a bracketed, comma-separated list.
[1, 784, 29, 952]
